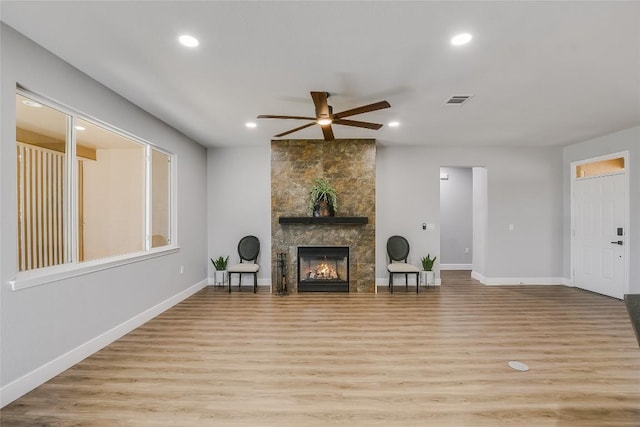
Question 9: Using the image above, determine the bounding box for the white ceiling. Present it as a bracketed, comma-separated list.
[2, 1, 639, 148]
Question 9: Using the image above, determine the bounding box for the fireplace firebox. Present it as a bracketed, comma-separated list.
[297, 246, 349, 292]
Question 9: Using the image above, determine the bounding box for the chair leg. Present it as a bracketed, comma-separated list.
[405, 274, 408, 289]
[239, 273, 242, 290]
[390, 273, 394, 294]
[416, 272, 419, 294]
[253, 273, 257, 293]
[228, 272, 231, 293]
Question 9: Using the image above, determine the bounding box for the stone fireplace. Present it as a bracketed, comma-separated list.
[271, 139, 376, 293]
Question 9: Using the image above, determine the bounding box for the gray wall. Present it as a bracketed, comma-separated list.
[562, 126, 640, 294]
[440, 167, 473, 266]
[1, 23, 208, 397]
[207, 146, 272, 283]
[207, 145, 564, 285]
[375, 146, 564, 282]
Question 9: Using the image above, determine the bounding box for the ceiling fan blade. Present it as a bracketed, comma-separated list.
[257, 114, 316, 120]
[333, 100, 391, 119]
[310, 91, 331, 118]
[274, 122, 316, 138]
[320, 124, 335, 141]
[333, 119, 383, 130]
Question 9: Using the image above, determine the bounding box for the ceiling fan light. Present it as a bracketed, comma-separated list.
[317, 118, 332, 126]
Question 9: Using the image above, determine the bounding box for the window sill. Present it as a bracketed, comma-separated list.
[9, 246, 180, 291]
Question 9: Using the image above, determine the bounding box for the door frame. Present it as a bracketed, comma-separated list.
[570, 150, 630, 295]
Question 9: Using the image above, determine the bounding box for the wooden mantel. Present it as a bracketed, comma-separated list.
[278, 216, 368, 225]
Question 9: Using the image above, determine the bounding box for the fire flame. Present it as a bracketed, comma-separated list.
[308, 262, 338, 280]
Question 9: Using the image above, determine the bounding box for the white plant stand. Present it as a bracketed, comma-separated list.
[214, 270, 227, 287]
[421, 271, 435, 287]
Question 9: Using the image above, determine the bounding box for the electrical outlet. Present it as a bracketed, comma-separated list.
[465, 248, 469, 254]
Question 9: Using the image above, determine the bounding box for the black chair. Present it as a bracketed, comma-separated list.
[386, 235, 420, 293]
[227, 235, 260, 293]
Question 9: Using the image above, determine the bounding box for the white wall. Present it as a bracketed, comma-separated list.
[83, 148, 145, 260]
[472, 167, 488, 277]
[207, 147, 272, 284]
[440, 167, 473, 266]
[0, 23, 208, 405]
[562, 126, 640, 293]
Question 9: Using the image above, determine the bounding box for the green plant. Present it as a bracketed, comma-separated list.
[211, 256, 229, 271]
[420, 254, 437, 271]
[308, 177, 338, 215]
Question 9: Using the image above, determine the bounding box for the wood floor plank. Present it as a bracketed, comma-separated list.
[2, 271, 639, 426]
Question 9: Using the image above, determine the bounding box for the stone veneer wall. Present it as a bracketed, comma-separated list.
[271, 139, 376, 293]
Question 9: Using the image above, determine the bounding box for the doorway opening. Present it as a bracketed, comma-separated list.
[439, 166, 487, 282]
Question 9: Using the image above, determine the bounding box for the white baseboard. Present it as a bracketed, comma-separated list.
[471, 270, 485, 282]
[471, 271, 565, 285]
[562, 277, 574, 286]
[440, 264, 472, 270]
[0, 279, 208, 408]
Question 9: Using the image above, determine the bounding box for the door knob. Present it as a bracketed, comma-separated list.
[610, 241, 623, 245]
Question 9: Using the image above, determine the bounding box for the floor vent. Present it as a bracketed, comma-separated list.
[444, 95, 473, 106]
[508, 360, 530, 372]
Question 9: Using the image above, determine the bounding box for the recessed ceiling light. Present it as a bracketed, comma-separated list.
[22, 99, 42, 108]
[178, 34, 199, 48]
[74, 125, 86, 131]
[451, 33, 473, 46]
[388, 121, 400, 127]
[245, 122, 257, 128]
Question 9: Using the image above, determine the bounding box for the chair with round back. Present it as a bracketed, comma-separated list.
[227, 235, 260, 293]
[386, 235, 420, 293]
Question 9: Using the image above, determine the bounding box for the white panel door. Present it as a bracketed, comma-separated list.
[573, 173, 625, 299]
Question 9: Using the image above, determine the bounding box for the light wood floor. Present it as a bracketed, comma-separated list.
[2, 271, 639, 426]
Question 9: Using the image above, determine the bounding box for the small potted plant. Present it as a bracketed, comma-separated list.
[420, 254, 437, 286]
[211, 256, 229, 287]
[308, 177, 338, 217]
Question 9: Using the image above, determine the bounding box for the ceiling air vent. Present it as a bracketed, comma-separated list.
[444, 95, 473, 106]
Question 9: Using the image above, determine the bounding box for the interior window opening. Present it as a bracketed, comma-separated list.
[15, 91, 174, 275]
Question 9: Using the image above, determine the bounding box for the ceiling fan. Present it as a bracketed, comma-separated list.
[257, 91, 391, 141]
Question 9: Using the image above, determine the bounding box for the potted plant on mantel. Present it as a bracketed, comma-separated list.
[420, 254, 437, 287]
[308, 178, 338, 217]
[211, 256, 229, 287]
